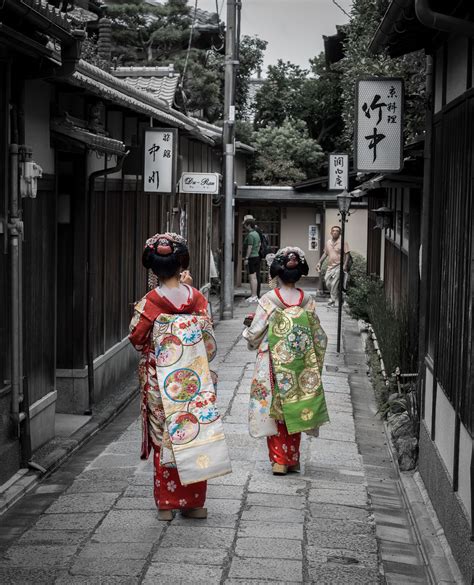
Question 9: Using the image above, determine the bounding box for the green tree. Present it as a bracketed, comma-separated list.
[253, 61, 308, 129]
[251, 119, 324, 185]
[236, 35, 268, 119]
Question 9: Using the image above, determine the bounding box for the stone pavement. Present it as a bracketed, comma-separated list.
[0, 299, 436, 584]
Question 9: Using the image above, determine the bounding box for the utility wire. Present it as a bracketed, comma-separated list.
[331, 0, 350, 18]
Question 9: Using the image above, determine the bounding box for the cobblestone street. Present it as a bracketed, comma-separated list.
[0, 300, 433, 584]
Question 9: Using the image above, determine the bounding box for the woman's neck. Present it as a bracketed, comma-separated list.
[280, 282, 296, 290]
[160, 275, 181, 289]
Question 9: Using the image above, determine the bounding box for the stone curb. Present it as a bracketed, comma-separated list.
[0, 383, 139, 517]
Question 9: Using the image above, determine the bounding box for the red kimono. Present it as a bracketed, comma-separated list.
[129, 285, 209, 510]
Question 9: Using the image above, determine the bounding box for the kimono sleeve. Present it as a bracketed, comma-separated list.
[242, 302, 270, 351]
[128, 296, 154, 351]
[306, 298, 327, 368]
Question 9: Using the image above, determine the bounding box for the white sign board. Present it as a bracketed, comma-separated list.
[355, 78, 404, 172]
[179, 172, 220, 194]
[328, 154, 349, 190]
[143, 128, 177, 193]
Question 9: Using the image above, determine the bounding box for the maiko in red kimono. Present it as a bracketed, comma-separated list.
[129, 285, 209, 511]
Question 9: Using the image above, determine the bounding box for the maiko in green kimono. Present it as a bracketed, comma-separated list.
[243, 246, 329, 475]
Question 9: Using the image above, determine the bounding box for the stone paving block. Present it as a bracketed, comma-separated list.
[0, 567, 62, 584]
[91, 528, 163, 544]
[160, 526, 235, 549]
[235, 536, 302, 559]
[208, 468, 251, 486]
[34, 484, 65, 495]
[66, 480, 130, 494]
[308, 487, 368, 507]
[206, 484, 245, 500]
[382, 560, 428, 581]
[0, 544, 78, 568]
[246, 492, 305, 510]
[78, 542, 153, 560]
[113, 497, 156, 510]
[204, 498, 242, 515]
[306, 527, 378, 553]
[70, 558, 143, 577]
[55, 576, 139, 585]
[306, 563, 381, 584]
[143, 562, 224, 584]
[104, 441, 142, 455]
[375, 523, 415, 544]
[152, 546, 228, 565]
[241, 505, 304, 524]
[228, 557, 303, 582]
[98, 509, 162, 531]
[306, 545, 378, 568]
[45, 493, 120, 514]
[34, 513, 104, 531]
[238, 520, 303, 540]
[171, 512, 238, 529]
[307, 518, 374, 538]
[121, 485, 151, 498]
[379, 540, 424, 566]
[18, 529, 88, 546]
[77, 469, 136, 482]
[247, 476, 305, 496]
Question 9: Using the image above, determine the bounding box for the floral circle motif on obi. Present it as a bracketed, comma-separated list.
[285, 325, 312, 356]
[188, 391, 219, 424]
[304, 350, 318, 368]
[166, 411, 200, 445]
[275, 370, 296, 397]
[156, 334, 183, 367]
[164, 368, 201, 402]
[172, 317, 202, 345]
[298, 368, 321, 391]
[272, 340, 293, 364]
[202, 330, 217, 361]
[272, 311, 292, 337]
[300, 408, 314, 421]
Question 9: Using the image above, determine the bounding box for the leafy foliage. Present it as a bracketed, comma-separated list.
[250, 119, 324, 185]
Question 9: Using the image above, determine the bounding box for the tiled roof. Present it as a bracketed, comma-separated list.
[112, 66, 179, 107]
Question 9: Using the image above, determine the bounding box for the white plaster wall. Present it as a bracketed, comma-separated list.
[324, 208, 368, 259]
[458, 422, 472, 521]
[424, 365, 433, 435]
[24, 80, 54, 174]
[280, 207, 321, 277]
[434, 386, 456, 481]
[446, 37, 468, 105]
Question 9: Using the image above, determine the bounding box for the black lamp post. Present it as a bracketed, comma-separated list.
[336, 189, 352, 354]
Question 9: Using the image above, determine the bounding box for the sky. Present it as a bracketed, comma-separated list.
[194, 0, 352, 71]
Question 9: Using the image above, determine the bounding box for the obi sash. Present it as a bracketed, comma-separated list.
[153, 314, 231, 485]
[268, 305, 329, 434]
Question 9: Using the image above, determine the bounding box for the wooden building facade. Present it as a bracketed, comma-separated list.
[370, 2, 474, 581]
[0, 1, 241, 486]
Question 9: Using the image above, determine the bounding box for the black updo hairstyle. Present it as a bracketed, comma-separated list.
[270, 251, 309, 284]
[142, 235, 190, 280]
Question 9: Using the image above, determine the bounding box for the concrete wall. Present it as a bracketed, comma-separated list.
[24, 80, 54, 174]
[324, 208, 368, 259]
[280, 207, 322, 277]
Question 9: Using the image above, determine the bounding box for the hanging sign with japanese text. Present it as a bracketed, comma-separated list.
[179, 172, 220, 195]
[328, 154, 349, 190]
[143, 128, 177, 193]
[355, 78, 404, 172]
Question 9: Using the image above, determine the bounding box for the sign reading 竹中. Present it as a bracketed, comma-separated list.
[143, 128, 177, 193]
[355, 78, 404, 172]
[179, 172, 220, 195]
[328, 154, 349, 190]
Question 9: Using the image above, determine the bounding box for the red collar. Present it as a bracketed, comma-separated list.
[275, 288, 304, 308]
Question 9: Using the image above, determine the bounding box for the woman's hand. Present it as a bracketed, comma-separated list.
[180, 270, 193, 285]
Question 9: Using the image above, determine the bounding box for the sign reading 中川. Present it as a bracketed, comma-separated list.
[143, 128, 177, 193]
[328, 154, 349, 190]
[355, 78, 404, 172]
[179, 172, 220, 195]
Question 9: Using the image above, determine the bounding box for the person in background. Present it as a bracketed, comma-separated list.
[316, 225, 350, 307]
[243, 215, 261, 303]
[242, 247, 329, 475]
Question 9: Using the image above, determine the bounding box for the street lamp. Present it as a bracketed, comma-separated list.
[336, 189, 352, 353]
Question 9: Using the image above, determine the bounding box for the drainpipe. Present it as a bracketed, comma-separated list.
[85, 151, 129, 414]
[415, 0, 474, 38]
